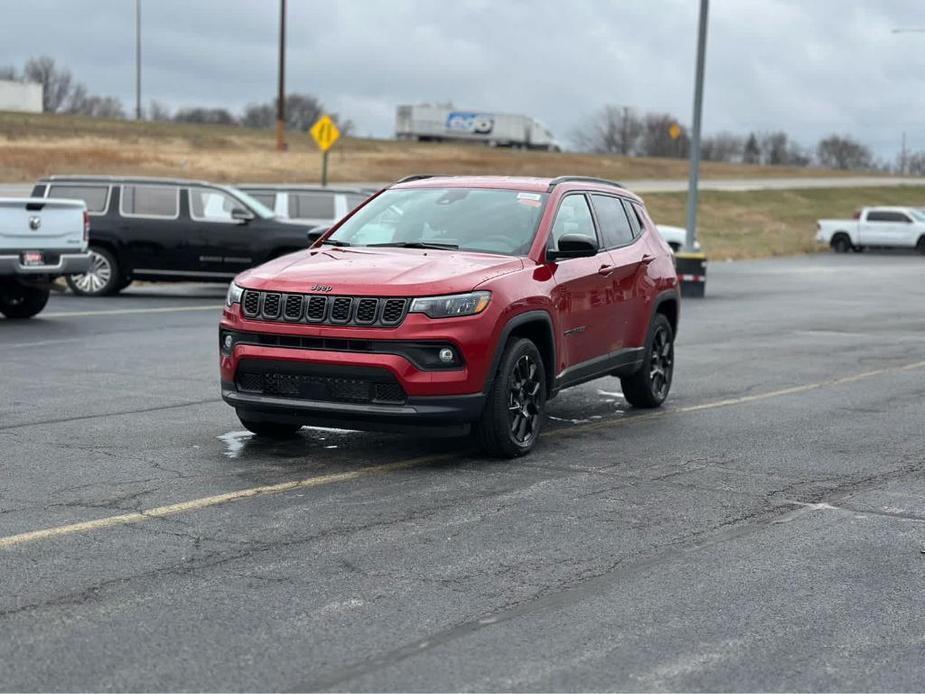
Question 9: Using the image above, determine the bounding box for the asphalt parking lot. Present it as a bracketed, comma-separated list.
[1, 251, 924, 691]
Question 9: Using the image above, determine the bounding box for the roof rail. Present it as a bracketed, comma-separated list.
[546, 176, 624, 191]
[394, 174, 449, 184]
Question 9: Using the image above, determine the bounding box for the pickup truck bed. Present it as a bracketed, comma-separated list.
[0, 197, 90, 318]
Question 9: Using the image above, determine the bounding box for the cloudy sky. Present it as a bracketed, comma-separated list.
[3, 0, 925, 158]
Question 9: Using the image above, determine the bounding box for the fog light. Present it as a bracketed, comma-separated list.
[223, 334, 234, 352]
[438, 347, 455, 364]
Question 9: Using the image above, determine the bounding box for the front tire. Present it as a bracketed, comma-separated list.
[66, 247, 122, 296]
[917, 236, 925, 255]
[0, 284, 50, 319]
[831, 235, 852, 254]
[621, 313, 674, 408]
[474, 338, 546, 458]
[237, 414, 302, 438]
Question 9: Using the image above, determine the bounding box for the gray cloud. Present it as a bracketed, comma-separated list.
[2, 0, 925, 157]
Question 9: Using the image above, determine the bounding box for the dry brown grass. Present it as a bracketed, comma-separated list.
[643, 186, 925, 260]
[1, 111, 866, 184]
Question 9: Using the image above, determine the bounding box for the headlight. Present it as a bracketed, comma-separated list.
[409, 291, 491, 319]
[226, 282, 244, 306]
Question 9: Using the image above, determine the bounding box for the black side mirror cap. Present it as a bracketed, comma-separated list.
[547, 234, 599, 260]
[231, 207, 253, 222]
[306, 226, 330, 245]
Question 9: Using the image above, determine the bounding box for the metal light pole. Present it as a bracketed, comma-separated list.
[684, 0, 709, 252]
[275, 0, 287, 151]
[135, 0, 141, 120]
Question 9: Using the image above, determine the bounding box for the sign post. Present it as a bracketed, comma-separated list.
[310, 115, 341, 186]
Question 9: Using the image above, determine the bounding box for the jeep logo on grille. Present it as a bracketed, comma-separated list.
[28, 215, 41, 230]
[311, 284, 333, 292]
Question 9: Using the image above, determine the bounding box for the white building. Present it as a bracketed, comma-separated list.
[0, 79, 43, 113]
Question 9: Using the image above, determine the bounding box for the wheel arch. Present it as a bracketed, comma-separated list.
[652, 290, 680, 338]
[483, 310, 556, 396]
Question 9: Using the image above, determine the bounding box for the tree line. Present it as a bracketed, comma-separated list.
[572, 104, 920, 173]
[0, 56, 352, 134]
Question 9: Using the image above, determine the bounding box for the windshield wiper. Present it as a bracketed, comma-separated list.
[367, 241, 459, 250]
[322, 239, 351, 247]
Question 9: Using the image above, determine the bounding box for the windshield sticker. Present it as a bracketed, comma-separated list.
[517, 192, 542, 207]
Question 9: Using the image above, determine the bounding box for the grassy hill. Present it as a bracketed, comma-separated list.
[0, 111, 866, 184]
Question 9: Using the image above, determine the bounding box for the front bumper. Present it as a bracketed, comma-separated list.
[0, 251, 91, 276]
[222, 381, 485, 432]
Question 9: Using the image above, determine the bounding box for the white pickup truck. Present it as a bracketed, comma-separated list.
[0, 198, 91, 318]
[816, 207, 925, 253]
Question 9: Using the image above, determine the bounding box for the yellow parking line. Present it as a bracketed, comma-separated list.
[41, 305, 224, 318]
[1, 359, 923, 550]
[0, 454, 451, 549]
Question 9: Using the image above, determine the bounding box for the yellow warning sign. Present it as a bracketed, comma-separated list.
[310, 115, 340, 152]
[669, 123, 682, 140]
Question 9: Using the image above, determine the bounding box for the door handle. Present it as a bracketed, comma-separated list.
[640, 254, 656, 265]
[598, 264, 614, 277]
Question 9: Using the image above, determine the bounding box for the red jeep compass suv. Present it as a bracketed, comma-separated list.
[220, 175, 679, 457]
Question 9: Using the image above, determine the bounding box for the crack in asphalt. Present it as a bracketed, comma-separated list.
[0, 398, 223, 432]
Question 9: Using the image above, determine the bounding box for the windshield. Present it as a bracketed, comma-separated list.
[910, 209, 925, 222]
[219, 185, 276, 219]
[326, 188, 547, 256]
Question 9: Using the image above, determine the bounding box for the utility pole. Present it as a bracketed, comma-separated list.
[684, 0, 709, 252]
[900, 131, 907, 174]
[276, 0, 287, 151]
[135, 0, 141, 120]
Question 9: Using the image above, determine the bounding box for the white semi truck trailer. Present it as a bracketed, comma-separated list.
[396, 104, 559, 151]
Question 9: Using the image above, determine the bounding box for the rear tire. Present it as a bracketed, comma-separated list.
[621, 313, 674, 408]
[237, 414, 302, 438]
[66, 246, 123, 296]
[831, 235, 852, 254]
[0, 284, 50, 319]
[917, 236, 925, 255]
[474, 338, 546, 458]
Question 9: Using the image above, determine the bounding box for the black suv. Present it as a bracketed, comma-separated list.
[31, 176, 312, 296]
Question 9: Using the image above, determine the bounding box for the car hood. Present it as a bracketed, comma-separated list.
[237, 246, 525, 296]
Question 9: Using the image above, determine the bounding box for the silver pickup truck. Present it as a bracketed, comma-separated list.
[0, 197, 91, 318]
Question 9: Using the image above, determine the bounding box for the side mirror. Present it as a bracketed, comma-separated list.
[231, 207, 253, 223]
[547, 234, 599, 261]
[307, 226, 330, 245]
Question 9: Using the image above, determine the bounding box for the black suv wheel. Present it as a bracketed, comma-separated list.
[621, 313, 674, 408]
[475, 337, 546, 458]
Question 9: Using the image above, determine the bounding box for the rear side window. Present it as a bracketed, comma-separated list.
[590, 194, 634, 247]
[550, 195, 596, 250]
[47, 185, 109, 213]
[289, 192, 336, 219]
[121, 185, 178, 218]
[247, 192, 276, 210]
[867, 211, 910, 223]
[622, 199, 642, 237]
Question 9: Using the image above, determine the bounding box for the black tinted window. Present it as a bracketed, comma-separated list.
[121, 186, 178, 218]
[591, 194, 634, 247]
[867, 211, 910, 223]
[289, 192, 336, 219]
[47, 185, 109, 213]
[622, 199, 641, 237]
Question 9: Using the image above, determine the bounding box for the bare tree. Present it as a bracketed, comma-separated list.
[148, 100, 172, 121]
[760, 132, 789, 165]
[640, 112, 688, 158]
[571, 105, 643, 155]
[701, 131, 743, 162]
[174, 107, 237, 125]
[23, 56, 73, 112]
[743, 133, 761, 164]
[241, 102, 275, 129]
[817, 134, 872, 170]
[905, 151, 925, 175]
[282, 93, 324, 132]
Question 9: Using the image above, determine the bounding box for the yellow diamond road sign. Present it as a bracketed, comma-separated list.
[669, 123, 682, 140]
[310, 115, 340, 152]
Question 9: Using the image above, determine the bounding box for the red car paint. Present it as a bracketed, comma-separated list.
[219, 175, 679, 444]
